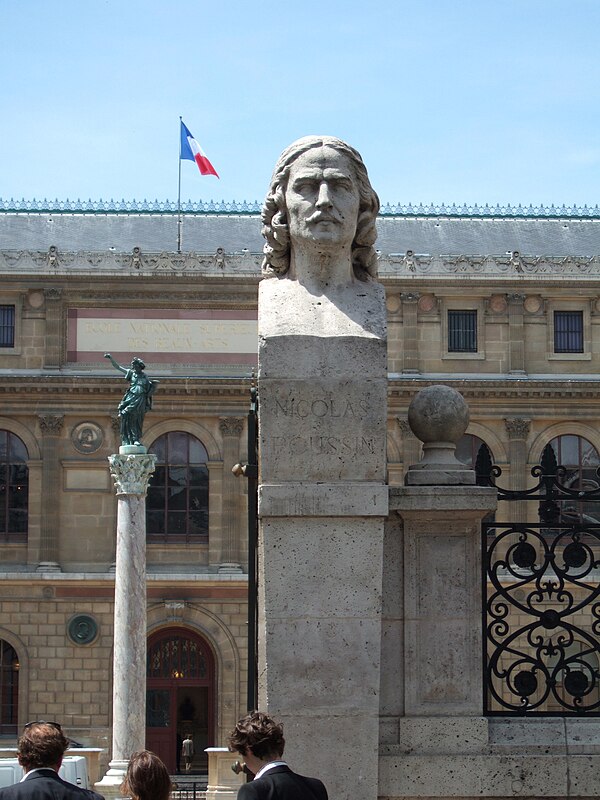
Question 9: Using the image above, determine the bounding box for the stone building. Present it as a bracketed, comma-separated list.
[0, 199, 600, 773]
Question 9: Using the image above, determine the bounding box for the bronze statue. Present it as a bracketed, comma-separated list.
[104, 354, 159, 446]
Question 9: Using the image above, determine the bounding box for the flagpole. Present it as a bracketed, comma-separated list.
[177, 116, 183, 254]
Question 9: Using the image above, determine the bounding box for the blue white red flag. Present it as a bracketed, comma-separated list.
[180, 120, 219, 178]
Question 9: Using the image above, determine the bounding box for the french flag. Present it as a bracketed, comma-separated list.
[180, 120, 219, 178]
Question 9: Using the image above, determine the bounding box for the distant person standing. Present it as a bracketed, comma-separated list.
[229, 711, 328, 800]
[181, 734, 194, 773]
[0, 721, 104, 800]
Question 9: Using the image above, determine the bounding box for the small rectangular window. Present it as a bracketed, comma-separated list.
[448, 310, 477, 353]
[554, 311, 583, 353]
[0, 306, 15, 348]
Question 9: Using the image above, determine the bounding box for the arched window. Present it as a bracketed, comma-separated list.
[147, 432, 209, 543]
[0, 640, 19, 734]
[0, 431, 28, 542]
[547, 434, 600, 523]
[456, 433, 490, 468]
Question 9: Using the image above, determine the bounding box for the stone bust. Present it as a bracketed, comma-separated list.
[260, 135, 385, 338]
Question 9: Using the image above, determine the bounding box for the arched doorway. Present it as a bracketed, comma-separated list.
[146, 627, 215, 773]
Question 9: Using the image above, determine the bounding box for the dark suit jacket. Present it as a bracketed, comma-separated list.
[0, 768, 104, 800]
[237, 765, 327, 800]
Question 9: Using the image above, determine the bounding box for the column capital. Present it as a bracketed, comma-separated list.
[504, 417, 531, 439]
[400, 292, 421, 303]
[507, 292, 526, 305]
[108, 453, 157, 496]
[219, 416, 244, 437]
[43, 287, 63, 301]
[38, 414, 64, 436]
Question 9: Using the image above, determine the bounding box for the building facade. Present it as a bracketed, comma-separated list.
[0, 200, 600, 771]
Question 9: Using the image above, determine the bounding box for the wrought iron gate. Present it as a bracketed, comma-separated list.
[478, 444, 600, 714]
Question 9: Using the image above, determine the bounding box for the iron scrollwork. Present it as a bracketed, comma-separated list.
[478, 444, 600, 714]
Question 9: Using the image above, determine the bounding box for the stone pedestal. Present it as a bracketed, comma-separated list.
[205, 748, 245, 800]
[258, 279, 387, 800]
[95, 449, 156, 799]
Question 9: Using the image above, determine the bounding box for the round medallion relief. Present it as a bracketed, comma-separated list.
[489, 295, 507, 314]
[71, 422, 103, 454]
[524, 296, 542, 314]
[67, 614, 99, 646]
[386, 295, 401, 313]
[27, 291, 45, 309]
[417, 294, 436, 313]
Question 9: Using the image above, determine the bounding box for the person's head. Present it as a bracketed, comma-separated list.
[121, 750, 172, 800]
[17, 722, 69, 771]
[261, 136, 380, 281]
[228, 711, 285, 761]
[131, 358, 146, 372]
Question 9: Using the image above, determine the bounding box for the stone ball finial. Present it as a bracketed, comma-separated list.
[406, 385, 474, 485]
[408, 384, 469, 445]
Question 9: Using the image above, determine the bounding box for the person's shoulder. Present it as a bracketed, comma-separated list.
[294, 773, 328, 800]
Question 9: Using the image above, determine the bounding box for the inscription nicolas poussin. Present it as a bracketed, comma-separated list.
[270, 395, 379, 457]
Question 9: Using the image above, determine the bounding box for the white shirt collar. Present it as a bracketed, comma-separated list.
[254, 761, 287, 780]
[21, 768, 57, 782]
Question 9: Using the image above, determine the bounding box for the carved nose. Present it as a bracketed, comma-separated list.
[315, 182, 333, 208]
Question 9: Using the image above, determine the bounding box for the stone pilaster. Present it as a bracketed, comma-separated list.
[504, 417, 531, 523]
[36, 413, 64, 572]
[218, 417, 244, 573]
[43, 288, 62, 369]
[507, 292, 526, 374]
[96, 452, 156, 798]
[401, 292, 421, 373]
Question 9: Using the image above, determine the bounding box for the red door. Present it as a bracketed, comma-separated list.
[146, 628, 215, 773]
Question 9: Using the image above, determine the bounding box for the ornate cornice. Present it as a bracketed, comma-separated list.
[108, 453, 157, 496]
[2, 249, 600, 280]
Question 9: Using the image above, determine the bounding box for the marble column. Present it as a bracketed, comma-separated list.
[96, 450, 156, 798]
[218, 417, 244, 573]
[36, 413, 64, 572]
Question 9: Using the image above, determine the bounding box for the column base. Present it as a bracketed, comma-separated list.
[218, 562, 243, 574]
[35, 561, 62, 573]
[94, 759, 128, 800]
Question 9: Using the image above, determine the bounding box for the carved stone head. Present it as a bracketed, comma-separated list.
[261, 135, 379, 281]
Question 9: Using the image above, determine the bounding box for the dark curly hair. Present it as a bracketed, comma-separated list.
[121, 750, 172, 800]
[228, 711, 285, 760]
[261, 135, 380, 281]
[18, 722, 69, 769]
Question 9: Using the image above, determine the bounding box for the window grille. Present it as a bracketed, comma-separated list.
[554, 311, 584, 353]
[448, 310, 477, 353]
[0, 640, 19, 734]
[0, 306, 15, 348]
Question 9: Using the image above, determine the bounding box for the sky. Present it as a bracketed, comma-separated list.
[2, 0, 600, 209]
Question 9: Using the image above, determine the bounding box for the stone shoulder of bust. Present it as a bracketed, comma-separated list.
[259, 275, 386, 339]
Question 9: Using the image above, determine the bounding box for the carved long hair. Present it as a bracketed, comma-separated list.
[261, 136, 380, 281]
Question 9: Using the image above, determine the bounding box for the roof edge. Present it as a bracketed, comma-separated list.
[2, 198, 600, 220]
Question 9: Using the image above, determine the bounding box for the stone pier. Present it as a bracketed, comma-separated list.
[96, 449, 156, 799]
